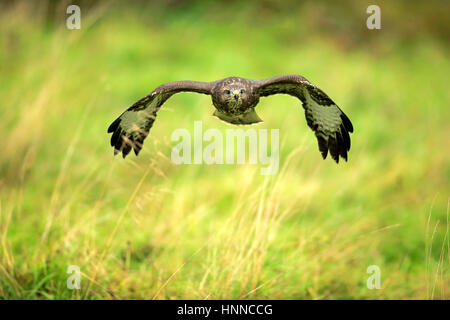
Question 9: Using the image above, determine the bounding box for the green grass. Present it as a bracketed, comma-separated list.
[0, 1, 449, 299]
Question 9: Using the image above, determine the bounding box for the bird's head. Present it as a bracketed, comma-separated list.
[223, 87, 245, 105]
[212, 77, 258, 115]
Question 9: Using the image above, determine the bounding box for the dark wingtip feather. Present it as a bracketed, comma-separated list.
[340, 113, 353, 133]
[122, 144, 132, 158]
[113, 134, 123, 154]
[340, 124, 351, 152]
[316, 135, 328, 160]
[328, 135, 340, 164]
[133, 137, 144, 156]
[108, 124, 150, 158]
[332, 155, 339, 164]
[110, 128, 120, 147]
[336, 132, 348, 162]
[108, 118, 121, 133]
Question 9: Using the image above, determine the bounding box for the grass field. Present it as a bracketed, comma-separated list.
[0, 1, 449, 299]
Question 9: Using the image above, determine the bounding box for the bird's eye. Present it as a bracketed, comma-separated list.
[224, 90, 230, 95]
[240, 89, 244, 94]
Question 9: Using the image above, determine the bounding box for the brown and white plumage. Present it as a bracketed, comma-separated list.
[108, 75, 353, 163]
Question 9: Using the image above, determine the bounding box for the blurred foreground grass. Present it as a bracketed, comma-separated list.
[0, 1, 449, 299]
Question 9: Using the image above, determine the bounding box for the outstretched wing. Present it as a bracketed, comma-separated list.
[255, 74, 354, 163]
[108, 81, 213, 158]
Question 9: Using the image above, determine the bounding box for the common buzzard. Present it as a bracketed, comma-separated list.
[108, 75, 354, 163]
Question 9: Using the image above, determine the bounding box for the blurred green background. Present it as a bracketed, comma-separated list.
[0, 0, 449, 299]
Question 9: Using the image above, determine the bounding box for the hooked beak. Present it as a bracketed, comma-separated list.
[232, 90, 240, 100]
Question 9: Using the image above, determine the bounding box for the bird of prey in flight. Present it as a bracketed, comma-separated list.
[108, 75, 353, 163]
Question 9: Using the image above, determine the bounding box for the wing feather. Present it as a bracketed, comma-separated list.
[255, 74, 353, 163]
[108, 81, 213, 158]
